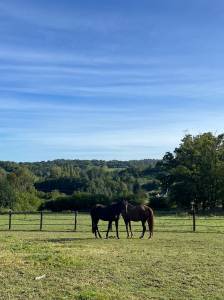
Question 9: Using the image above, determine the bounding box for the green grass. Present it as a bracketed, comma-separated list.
[0, 214, 223, 299]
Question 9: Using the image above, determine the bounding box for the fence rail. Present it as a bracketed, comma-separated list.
[0, 210, 224, 233]
[0, 211, 78, 232]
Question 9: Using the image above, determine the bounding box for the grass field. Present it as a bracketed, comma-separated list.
[0, 213, 223, 300]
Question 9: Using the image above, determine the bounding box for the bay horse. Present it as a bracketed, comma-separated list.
[122, 203, 154, 239]
[90, 200, 128, 239]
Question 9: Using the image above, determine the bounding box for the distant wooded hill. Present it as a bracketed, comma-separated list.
[0, 158, 161, 211]
[0, 132, 224, 212]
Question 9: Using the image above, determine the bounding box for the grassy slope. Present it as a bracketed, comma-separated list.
[0, 216, 223, 300]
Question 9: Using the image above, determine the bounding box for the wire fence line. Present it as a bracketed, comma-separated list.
[0, 210, 224, 233]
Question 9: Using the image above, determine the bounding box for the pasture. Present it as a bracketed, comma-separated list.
[0, 213, 223, 300]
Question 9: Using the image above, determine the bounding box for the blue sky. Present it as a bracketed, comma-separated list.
[0, 0, 224, 161]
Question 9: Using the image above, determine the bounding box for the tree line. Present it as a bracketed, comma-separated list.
[0, 132, 223, 212]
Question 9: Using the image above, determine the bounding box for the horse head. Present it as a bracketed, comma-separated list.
[119, 199, 128, 214]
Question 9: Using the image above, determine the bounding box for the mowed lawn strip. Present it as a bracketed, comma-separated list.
[0, 216, 223, 300]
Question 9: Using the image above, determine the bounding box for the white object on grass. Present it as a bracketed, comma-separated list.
[35, 274, 46, 280]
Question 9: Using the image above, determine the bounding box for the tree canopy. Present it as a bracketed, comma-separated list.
[157, 133, 224, 210]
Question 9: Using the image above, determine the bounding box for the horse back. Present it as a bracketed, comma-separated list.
[90, 203, 120, 221]
[90, 204, 105, 216]
[123, 204, 153, 221]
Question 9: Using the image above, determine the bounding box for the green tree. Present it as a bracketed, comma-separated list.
[0, 178, 16, 209]
[157, 133, 224, 210]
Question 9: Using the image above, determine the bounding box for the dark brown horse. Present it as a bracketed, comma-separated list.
[122, 203, 154, 239]
[90, 200, 128, 239]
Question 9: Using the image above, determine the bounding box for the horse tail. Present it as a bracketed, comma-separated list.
[91, 214, 95, 233]
[147, 207, 154, 238]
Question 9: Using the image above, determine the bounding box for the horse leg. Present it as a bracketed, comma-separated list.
[106, 220, 112, 239]
[140, 220, 146, 239]
[96, 224, 102, 238]
[129, 221, 133, 238]
[125, 220, 129, 238]
[92, 217, 98, 238]
[94, 219, 101, 239]
[94, 228, 98, 239]
[115, 219, 119, 239]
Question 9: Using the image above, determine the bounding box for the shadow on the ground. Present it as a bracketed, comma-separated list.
[41, 237, 94, 243]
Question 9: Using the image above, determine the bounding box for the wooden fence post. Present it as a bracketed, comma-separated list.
[74, 211, 77, 231]
[191, 202, 196, 232]
[9, 210, 12, 230]
[40, 211, 43, 231]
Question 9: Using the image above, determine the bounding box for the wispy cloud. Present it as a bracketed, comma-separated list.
[1, 55, 224, 100]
